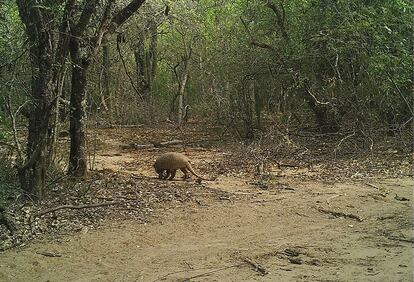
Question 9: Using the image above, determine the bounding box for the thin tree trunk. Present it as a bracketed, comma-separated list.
[102, 39, 110, 111]
[177, 61, 189, 126]
[68, 38, 89, 177]
[134, 29, 147, 97]
[147, 18, 158, 96]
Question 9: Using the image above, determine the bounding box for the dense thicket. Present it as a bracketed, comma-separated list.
[0, 0, 412, 199]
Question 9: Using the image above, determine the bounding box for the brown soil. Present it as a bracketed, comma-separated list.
[0, 124, 412, 281]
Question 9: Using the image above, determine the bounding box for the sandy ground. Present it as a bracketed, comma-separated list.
[0, 132, 412, 281]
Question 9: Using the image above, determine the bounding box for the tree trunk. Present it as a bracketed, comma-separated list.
[134, 19, 158, 99]
[147, 18, 158, 94]
[177, 61, 190, 126]
[18, 95, 51, 199]
[16, 0, 62, 199]
[101, 39, 110, 111]
[68, 38, 89, 177]
[243, 80, 255, 139]
[134, 29, 148, 97]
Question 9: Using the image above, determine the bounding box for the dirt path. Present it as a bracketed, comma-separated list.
[0, 174, 412, 281]
[1, 127, 412, 281]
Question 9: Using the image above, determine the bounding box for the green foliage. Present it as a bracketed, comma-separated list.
[0, 1, 27, 202]
[0, 0, 28, 121]
[57, 0, 413, 134]
[172, 0, 412, 134]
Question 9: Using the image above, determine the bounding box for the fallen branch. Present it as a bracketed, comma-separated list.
[243, 257, 269, 276]
[317, 208, 362, 222]
[122, 139, 220, 150]
[152, 264, 242, 282]
[151, 139, 183, 147]
[36, 251, 62, 257]
[295, 211, 310, 217]
[326, 194, 344, 206]
[365, 183, 381, 190]
[121, 143, 153, 149]
[35, 202, 121, 218]
[387, 236, 414, 244]
[181, 264, 242, 281]
[275, 161, 301, 168]
[105, 124, 143, 129]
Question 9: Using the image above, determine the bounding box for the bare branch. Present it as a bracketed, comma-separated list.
[264, 0, 289, 41]
[110, 0, 146, 31]
[94, 1, 116, 48]
[240, 16, 276, 52]
[387, 72, 413, 116]
[74, 0, 99, 36]
[116, 35, 144, 99]
[305, 88, 330, 105]
[54, 0, 76, 65]
[35, 202, 121, 219]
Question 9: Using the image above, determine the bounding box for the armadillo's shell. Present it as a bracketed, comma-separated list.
[154, 152, 189, 170]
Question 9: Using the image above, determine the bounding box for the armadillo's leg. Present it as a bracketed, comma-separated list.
[168, 169, 176, 180]
[180, 168, 189, 180]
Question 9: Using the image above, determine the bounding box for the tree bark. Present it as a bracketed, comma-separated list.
[176, 41, 192, 127]
[134, 18, 158, 99]
[67, 0, 146, 176]
[177, 60, 190, 126]
[68, 38, 89, 177]
[101, 38, 110, 111]
[15, 0, 72, 199]
[134, 29, 148, 97]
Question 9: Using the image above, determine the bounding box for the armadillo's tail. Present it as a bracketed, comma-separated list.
[186, 163, 209, 181]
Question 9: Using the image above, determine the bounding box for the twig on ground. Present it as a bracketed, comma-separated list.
[152, 264, 242, 282]
[326, 194, 344, 205]
[219, 196, 232, 202]
[317, 208, 363, 222]
[365, 183, 381, 189]
[334, 132, 356, 158]
[36, 251, 62, 257]
[35, 201, 121, 219]
[275, 161, 301, 168]
[387, 236, 414, 244]
[295, 211, 310, 217]
[151, 139, 183, 148]
[243, 257, 269, 275]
